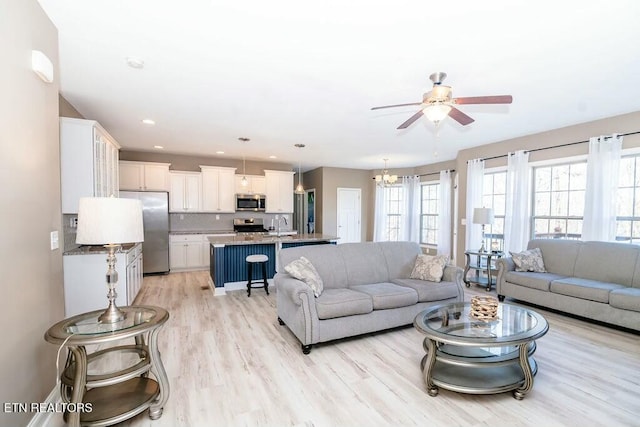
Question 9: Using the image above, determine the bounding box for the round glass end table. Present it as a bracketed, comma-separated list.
[414, 302, 548, 400]
[44, 305, 170, 427]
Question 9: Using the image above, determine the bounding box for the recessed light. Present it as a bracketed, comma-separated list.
[154, 145, 164, 149]
[269, 155, 277, 159]
[216, 151, 225, 154]
[126, 57, 145, 69]
[142, 119, 155, 125]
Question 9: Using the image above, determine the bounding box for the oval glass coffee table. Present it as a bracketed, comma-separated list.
[414, 301, 548, 400]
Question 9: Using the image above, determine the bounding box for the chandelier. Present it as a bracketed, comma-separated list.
[375, 159, 398, 187]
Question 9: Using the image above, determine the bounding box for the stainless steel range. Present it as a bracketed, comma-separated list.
[233, 218, 269, 235]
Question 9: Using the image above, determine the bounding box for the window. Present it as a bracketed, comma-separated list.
[532, 161, 586, 240]
[616, 155, 640, 243]
[383, 185, 404, 241]
[482, 171, 507, 251]
[420, 182, 439, 245]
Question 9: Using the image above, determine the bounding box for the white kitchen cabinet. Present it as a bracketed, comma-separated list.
[119, 161, 170, 191]
[63, 243, 143, 317]
[170, 234, 205, 270]
[169, 171, 201, 212]
[264, 170, 295, 213]
[235, 175, 266, 195]
[200, 166, 236, 212]
[60, 118, 121, 213]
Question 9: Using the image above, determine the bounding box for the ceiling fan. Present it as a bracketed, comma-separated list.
[371, 72, 513, 129]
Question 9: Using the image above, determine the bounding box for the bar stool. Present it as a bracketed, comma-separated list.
[246, 254, 269, 297]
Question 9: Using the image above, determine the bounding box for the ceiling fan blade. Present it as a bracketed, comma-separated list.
[397, 110, 424, 129]
[452, 95, 513, 105]
[448, 107, 475, 126]
[371, 102, 422, 110]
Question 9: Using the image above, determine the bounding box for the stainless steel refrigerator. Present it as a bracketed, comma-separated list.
[120, 191, 170, 274]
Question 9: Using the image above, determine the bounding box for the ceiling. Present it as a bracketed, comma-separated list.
[38, 0, 640, 171]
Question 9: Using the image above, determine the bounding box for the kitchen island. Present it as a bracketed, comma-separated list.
[208, 234, 338, 293]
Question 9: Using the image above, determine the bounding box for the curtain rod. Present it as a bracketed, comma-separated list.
[371, 169, 456, 181]
[470, 130, 640, 163]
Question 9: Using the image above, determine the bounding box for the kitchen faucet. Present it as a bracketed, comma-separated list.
[276, 215, 288, 236]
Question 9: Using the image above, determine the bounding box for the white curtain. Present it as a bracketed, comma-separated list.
[437, 170, 452, 257]
[504, 150, 530, 254]
[466, 158, 485, 251]
[373, 184, 388, 241]
[582, 134, 623, 241]
[400, 176, 421, 243]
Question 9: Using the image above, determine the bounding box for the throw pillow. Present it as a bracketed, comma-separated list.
[284, 256, 324, 297]
[510, 247, 547, 272]
[410, 254, 449, 282]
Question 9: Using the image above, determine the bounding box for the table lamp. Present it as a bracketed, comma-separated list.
[473, 207, 494, 253]
[76, 197, 144, 323]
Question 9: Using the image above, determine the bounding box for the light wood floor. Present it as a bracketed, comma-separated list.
[79, 272, 640, 426]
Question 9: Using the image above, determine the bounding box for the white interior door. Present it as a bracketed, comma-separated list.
[337, 188, 361, 243]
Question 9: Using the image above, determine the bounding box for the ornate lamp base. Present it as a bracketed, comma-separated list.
[99, 244, 126, 324]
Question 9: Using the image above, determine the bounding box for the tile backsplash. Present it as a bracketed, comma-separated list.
[170, 212, 293, 232]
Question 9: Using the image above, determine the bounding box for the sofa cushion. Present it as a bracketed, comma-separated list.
[609, 288, 640, 313]
[378, 241, 422, 279]
[350, 283, 418, 310]
[410, 254, 448, 282]
[392, 278, 459, 302]
[573, 241, 640, 287]
[527, 239, 582, 277]
[338, 242, 391, 286]
[315, 288, 373, 320]
[510, 248, 546, 272]
[550, 277, 626, 303]
[279, 245, 348, 289]
[504, 271, 568, 292]
[284, 256, 324, 297]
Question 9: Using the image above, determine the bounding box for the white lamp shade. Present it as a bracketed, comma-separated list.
[76, 197, 144, 245]
[473, 207, 495, 225]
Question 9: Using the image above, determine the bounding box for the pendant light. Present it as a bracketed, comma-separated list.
[238, 137, 250, 187]
[294, 143, 305, 194]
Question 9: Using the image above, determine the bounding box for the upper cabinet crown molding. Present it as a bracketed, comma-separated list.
[60, 118, 120, 213]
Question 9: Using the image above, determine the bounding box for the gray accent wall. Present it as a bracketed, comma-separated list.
[1, 1, 64, 426]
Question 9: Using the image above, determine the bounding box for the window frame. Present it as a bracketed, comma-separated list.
[419, 181, 439, 246]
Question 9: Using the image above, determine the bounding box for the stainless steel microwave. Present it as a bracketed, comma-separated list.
[236, 194, 266, 211]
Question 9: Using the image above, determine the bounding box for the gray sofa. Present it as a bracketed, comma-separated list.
[275, 241, 464, 353]
[496, 239, 640, 331]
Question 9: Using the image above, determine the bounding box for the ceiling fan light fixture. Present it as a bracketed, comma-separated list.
[423, 103, 451, 123]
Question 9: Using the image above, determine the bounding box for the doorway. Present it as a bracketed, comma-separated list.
[304, 189, 315, 234]
[337, 187, 361, 243]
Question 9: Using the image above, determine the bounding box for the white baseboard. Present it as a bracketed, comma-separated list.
[27, 387, 63, 427]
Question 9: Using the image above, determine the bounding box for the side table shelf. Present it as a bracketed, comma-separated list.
[45, 305, 170, 427]
[463, 251, 504, 291]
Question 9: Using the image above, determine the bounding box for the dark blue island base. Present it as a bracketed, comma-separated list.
[208, 235, 337, 290]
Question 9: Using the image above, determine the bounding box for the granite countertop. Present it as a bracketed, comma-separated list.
[207, 233, 339, 246]
[63, 242, 139, 256]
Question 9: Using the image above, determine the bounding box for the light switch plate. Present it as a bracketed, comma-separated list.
[50, 230, 59, 250]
